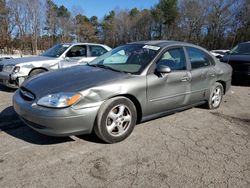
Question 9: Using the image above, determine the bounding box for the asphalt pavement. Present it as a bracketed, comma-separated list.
[0, 85, 249, 188]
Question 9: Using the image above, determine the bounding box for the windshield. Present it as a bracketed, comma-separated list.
[88, 44, 160, 74]
[230, 43, 250, 55]
[41, 44, 71, 58]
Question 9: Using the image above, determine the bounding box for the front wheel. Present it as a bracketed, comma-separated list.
[207, 82, 224, 109]
[94, 97, 137, 143]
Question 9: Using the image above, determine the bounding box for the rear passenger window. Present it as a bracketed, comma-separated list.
[89, 46, 107, 57]
[157, 48, 186, 71]
[187, 47, 211, 69]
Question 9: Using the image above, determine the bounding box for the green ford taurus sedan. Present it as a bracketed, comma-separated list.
[13, 41, 232, 143]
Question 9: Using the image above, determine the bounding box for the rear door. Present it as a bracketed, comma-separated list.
[185, 47, 216, 104]
[146, 47, 191, 115]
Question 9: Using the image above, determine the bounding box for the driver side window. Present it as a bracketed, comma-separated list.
[158, 48, 186, 71]
[66, 45, 86, 58]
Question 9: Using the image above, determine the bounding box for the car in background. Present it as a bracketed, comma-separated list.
[13, 40, 232, 143]
[210, 50, 229, 59]
[221, 41, 250, 83]
[0, 43, 111, 88]
[0, 57, 13, 61]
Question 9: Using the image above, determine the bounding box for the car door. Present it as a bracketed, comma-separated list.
[146, 47, 192, 115]
[60, 45, 87, 68]
[185, 47, 216, 104]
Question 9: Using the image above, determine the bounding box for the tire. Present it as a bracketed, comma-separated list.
[207, 82, 224, 109]
[29, 69, 46, 78]
[94, 97, 137, 143]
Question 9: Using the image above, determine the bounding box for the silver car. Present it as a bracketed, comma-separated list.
[0, 43, 111, 88]
[13, 41, 232, 143]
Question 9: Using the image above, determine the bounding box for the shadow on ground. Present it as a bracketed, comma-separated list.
[0, 106, 18, 120]
[76, 134, 106, 144]
[1, 106, 74, 145]
[4, 125, 75, 145]
[1, 106, 104, 145]
[4, 126, 106, 145]
[0, 106, 20, 131]
[0, 85, 16, 93]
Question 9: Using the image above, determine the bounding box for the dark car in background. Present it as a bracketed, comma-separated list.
[13, 40, 232, 143]
[221, 41, 250, 83]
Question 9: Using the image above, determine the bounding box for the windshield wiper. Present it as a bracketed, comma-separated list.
[87, 64, 127, 73]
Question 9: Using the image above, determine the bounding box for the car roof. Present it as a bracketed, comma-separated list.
[128, 40, 191, 48]
[63, 42, 109, 47]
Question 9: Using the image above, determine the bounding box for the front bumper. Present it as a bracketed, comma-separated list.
[13, 90, 100, 136]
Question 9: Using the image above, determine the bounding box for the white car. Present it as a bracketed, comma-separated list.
[210, 50, 229, 59]
[0, 43, 111, 88]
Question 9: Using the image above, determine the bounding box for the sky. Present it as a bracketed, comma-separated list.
[53, 0, 159, 19]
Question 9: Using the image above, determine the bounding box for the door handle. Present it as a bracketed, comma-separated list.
[209, 73, 216, 77]
[181, 77, 191, 82]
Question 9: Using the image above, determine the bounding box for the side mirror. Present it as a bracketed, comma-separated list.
[156, 64, 171, 74]
[63, 56, 70, 61]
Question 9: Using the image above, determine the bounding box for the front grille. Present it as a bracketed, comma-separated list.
[0, 65, 3, 72]
[19, 87, 36, 101]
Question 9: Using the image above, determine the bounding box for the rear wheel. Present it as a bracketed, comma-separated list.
[94, 97, 137, 143]
[207, 82, 224, 109]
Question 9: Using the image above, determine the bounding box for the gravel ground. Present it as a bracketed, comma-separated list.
[0, 85, 249, 188]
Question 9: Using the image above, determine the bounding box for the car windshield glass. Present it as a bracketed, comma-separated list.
[88, 44, 160, 74]
[41, 44, 71, 57]
[230, 43, 250, 55]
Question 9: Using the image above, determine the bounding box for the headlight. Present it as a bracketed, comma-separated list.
[37, 92, 82, 108]
[3, 65, 14, 73]
[13, 66, 20, 73]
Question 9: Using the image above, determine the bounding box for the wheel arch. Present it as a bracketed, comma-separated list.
[216, 80, 226, 94]
[109, 94, 143, 123]
[28, 67, 48, 75]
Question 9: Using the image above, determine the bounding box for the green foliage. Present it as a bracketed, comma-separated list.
[57, 5, 70, 18]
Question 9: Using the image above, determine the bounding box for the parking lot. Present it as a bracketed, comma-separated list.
[0, 85, 249, 188]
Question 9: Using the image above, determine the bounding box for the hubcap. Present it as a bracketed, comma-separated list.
[211, 87, 222, 107]
[106, 104, 132, 137]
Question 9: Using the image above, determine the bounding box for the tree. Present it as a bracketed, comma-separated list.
[45, 0, 58, 45]
[0, 0, 10, 52]
[57, 5, 72, 42]
[102, 11, 116, 47]
[178, 0, 207, 44]
[151, 0, 178, 39]
[26, 0, 44, 54]
[75, 14, 97, 42]
[234, 0, 250, 42]
[204, 0, 234, 49]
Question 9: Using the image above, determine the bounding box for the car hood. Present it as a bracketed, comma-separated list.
[222, 54, 250, 63]
[0, 56, 57, 66]
[22, 65, 129, 98]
